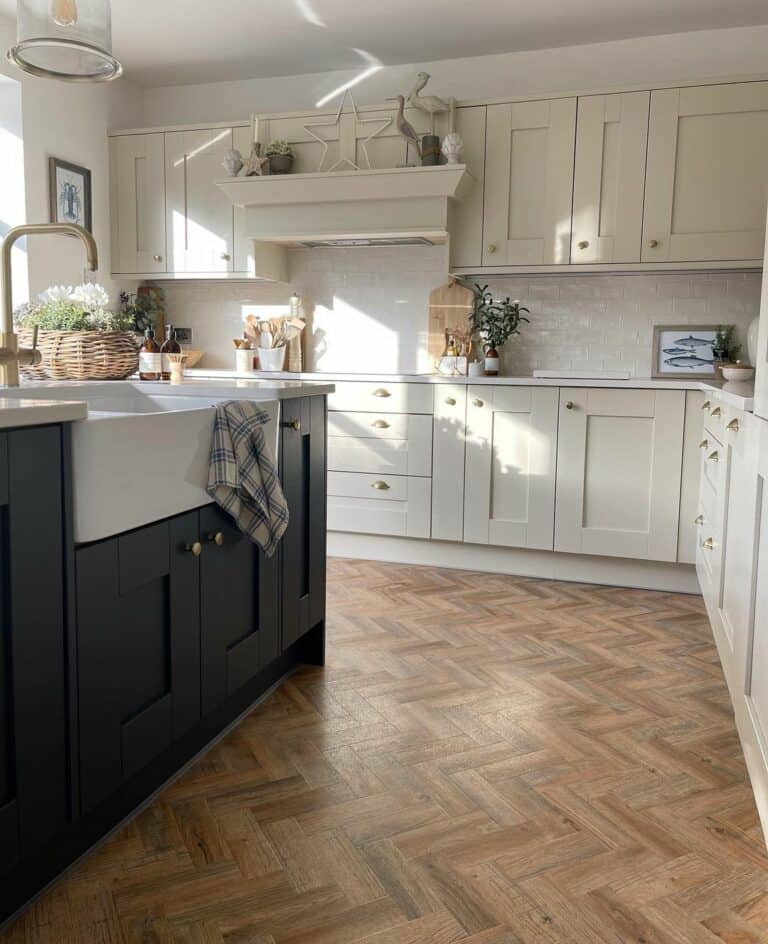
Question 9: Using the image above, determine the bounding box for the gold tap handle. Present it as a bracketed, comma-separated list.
[31, 325, 38, 350]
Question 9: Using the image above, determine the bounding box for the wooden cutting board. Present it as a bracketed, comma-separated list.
[427, 279, 474, 364]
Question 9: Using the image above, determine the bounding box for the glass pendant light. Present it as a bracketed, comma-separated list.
[7, 0, 122, 82]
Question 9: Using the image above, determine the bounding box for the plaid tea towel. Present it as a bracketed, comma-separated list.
[207, 401, 288, 556]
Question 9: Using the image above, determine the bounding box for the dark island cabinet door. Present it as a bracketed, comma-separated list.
[0, 427, 69, 873]
[77, 512, 201, 814]
[199, 504, 266, 714]
[280, 396, 327, 650]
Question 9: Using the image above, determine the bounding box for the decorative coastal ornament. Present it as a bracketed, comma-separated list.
[303, 89, 392, 172]
[406, 72, 450, 133]
[386, 94, 421, 165]
[484, 347, 500, 377]
[242, 142, 269, 176]
[8, 0, 122, 82]
[441, 132, 464, 164]
[222, 148, 244, 177]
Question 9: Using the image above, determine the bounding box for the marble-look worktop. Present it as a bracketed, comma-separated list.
[699, 379, 755, 412]
[0, 398, 88, 428]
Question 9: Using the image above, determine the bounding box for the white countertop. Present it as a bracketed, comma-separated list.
[0, 399, 88, 429]
[187, 367, 705, 392]
[7, 377, 335, 402]
[700, 379, 755, 412]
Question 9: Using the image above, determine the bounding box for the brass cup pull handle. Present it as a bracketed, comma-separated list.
[371, 480, 390, 491]
[565, 401, 575, 410]
[577, 240, 589, 250]
[702, 537, 715, 551]
[708, 450, 719, 462]
[694, 514, 704, 526]
[487, 243, 497, 254]
[186, 541, 202, 557]
[208, 532, 224, 546]
[727, 419, 740, 433]
[445, 397, 456, 406]
[373, 388, 391, 398]
[220, 253, 231, 261]
[153, 254, 163, 262]
[281, 419, 301, 431]
[472, 398, 484, 407]
[710, 407, 722, 418]
[699, 439, 709, 450]
[701, 401, 711, 412]
[372, 419, 390, 429]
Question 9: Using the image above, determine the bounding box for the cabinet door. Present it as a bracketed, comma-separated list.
[447, 106, 486, 269]
[643, 82, 768, 263]
[483, 98, 576, 266]
[109, 133, 166, 274]
[464, 386, 558, 550]
[77, 514, 201, 814]
[745, 426, 768, 771]
[571, 92, 649, 264]
[432, 384, 467, 542]
[281, 396, 327, 651]
[555, 388, 685, 561]
[0, 428, 69, 872]
[233, 125, 255, 274]
[200, 504, 269, 715]
[165, 128, 235, 273]
[753, 205, 768, 421]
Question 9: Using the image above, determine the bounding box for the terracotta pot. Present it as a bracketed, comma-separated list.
[268, 154, 293, 174]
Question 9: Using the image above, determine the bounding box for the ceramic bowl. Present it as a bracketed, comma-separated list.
[721, 364, 755, 382]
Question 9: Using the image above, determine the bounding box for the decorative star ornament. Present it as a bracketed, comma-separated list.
[303, 90, 392, 172]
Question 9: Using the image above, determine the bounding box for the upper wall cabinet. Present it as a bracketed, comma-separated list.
[643, 82, 768, 263]
[483, 98, 576, 266]
[165, 128, 236, 274]
[109, 133, 166, 275]
[571, 92, 649, 264]
[447, 106, 486, 269]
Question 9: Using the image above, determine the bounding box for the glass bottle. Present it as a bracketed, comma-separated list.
[138, 328, 161, 381]
[160, 325, 181, 381]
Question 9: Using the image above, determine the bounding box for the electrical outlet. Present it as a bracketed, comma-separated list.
[175, 327, 192, 343]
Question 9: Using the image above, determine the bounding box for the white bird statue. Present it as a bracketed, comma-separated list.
[387, 94, 422, 164]
[406, 72, 450, 132]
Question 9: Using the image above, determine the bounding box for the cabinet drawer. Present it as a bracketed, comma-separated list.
[328, 413, 432, 476]
[328, 473, 431, 538]
[328, 382, 433, 414]
[701, 440, 723, 494]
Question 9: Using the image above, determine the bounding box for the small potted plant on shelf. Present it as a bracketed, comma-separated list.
[713, 324, 742, 378]
[469, 284, 529, 376]
[264, 140, 294, 174]
[14, 283, 139, 381]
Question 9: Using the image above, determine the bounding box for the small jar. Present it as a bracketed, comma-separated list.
[484, 347, 500, 377]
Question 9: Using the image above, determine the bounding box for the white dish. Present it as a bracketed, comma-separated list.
[721, 365, 755, 381]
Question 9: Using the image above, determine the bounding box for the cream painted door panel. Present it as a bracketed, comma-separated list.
[448, 106, 486, 269]
[678, 390, 705, 564]
[753, 207, 768, 422]
[643, 82, 768, 263]
[165, 128, 235, 273]
[432, 385, 467, 542]
[328, 382, 433, 415]
[571, 92, 649, 264]
[109, 134, 166, 275]
[327, 472, 431, 539]
[327, 413, 432, 477]
[464, 386, 558, 550]
[483, 98, 576, 266]
[233, 125, 254, 274]
[555, 388, 685, 561]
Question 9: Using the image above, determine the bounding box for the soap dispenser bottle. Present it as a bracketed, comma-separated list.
[139, 328, 161, 381]
[160, 325, 181, 381]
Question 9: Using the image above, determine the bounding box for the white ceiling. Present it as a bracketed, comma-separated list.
[2, 0, 768, 87]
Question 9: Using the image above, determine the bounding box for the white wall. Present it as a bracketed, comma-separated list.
[139, 25, 768, 127]
[0, 13, 143, 303]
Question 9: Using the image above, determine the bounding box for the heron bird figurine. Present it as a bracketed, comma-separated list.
[406, 72, 450, 133]
[387, 94, 421, 165]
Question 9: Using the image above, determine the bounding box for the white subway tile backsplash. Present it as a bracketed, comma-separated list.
[159, 254, 761, 377]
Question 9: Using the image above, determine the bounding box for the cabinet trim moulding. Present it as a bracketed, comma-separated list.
[451, 262, 763, 277]
[109, 120, 251, 137]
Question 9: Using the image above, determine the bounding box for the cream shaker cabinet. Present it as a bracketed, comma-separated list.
[643, 82, 768, 264]
[165, 128, 236, 274]
[555, 388, 686, 561]
[463, 386, 558, 550]
[109, 133, 167, 275]
[447, 106, 486, 269]
[483, 98, 576, 266]
[570, 92, 649, 264]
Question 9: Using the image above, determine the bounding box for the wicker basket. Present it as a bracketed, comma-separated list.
[18, 330, 139, 381]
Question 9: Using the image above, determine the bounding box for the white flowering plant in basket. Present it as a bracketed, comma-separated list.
[14, 283, 133, 332]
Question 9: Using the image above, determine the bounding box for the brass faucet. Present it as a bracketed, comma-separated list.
[0, 223, 99, 386]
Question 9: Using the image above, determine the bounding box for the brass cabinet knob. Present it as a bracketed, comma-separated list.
[153, 254, 163, 262]
[565, 401, 575, 410]
[186, 541, 202, 557]
[702, 537, 715, 551]
[445, 397, 456, 406]
[220, 253, 231, 261]
[487, 243, 497, 254]
[694, 514, 704, 526]
[577, 240, 589, 250]
[208, 532, 224, 546]
[472, 398, 484, 407]
[371, 480, 390, 491]
[648, 239, 660, 248]
[710, 406, 722, 418]
[281, 418, 300, 431]
[701, 400, 711, 412]
[373, 388, 391, 398]
[372, 419, 390, 429]
[708, 450, 719, 462]
[699, 439, 709, 450]
[727, 418, 740, 433]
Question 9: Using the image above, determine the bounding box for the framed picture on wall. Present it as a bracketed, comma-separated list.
[49, 157, 92, 232]
[652, 324, 724, 379]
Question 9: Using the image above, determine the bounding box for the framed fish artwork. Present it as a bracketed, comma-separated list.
[48, 157, 92, 233]
[652, 324, 728, 379]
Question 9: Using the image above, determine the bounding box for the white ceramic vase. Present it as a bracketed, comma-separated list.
[235, 348, 253, 373]
[441, 132, 464, 164]
[258, 346, 286, 371]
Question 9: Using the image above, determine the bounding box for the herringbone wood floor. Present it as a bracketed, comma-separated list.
[5, 558, 768, 943]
